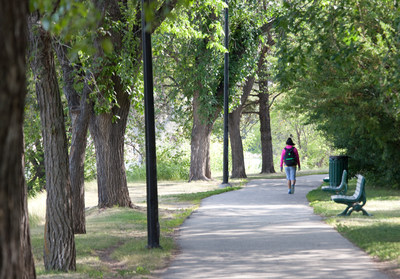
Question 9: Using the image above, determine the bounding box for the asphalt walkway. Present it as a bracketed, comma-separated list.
[160, 175, 389, 279]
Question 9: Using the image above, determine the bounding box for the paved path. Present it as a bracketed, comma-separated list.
[160, 175, 389, 279]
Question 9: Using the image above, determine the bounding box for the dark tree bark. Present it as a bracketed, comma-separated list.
[189, 91, 221, 181]
[54, 42, 91, 234]
[28, 15, 76, 271]
[0, 1, 35, 278]
[229, 77, 255, 178]
[258, 44, 275, 174]
[89, 81, 134, 207]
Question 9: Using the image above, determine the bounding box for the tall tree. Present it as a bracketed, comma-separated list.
[88, 0, 135, 208]
[229, 77, 254, 178]
[87, 0, 180, 207]
[189, 1, 263, 180]
[228, 0, 275, 177]
[28, 14, 76, 271]
[0, 0, 36, 278]
[258, 39, 276, 174]
[190, 86, 223, 181]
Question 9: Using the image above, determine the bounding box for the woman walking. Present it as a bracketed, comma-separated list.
[280, 138, 301, 194]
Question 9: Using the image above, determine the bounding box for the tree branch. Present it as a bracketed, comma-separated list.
[150, 0, 179, 34]
[260, 18, 275, 35]
[269, 92, 282, 109]
[242, 111, 259, 114]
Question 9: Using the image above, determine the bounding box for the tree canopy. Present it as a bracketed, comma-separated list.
[273, 0, 400, 187]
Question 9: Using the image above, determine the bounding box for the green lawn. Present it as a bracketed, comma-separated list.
[29, 180, 242, 279]
[307, 179, 400, 269]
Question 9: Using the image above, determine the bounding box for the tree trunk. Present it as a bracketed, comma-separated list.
[89, 80, 133, 208]
[229, 77, 255, 178]
[229, 110, 245, 178]
[258, 45, 275, 174]
[28, 16, 76, 271]
[87, 0, 178, 204]
[54, 42, 91, 234]
[68, 86, 91, 232]
[86, 0, 135, 208]
[189, 91, 220, 181]
[0, 1, 35, 277]
[21, 152, 37, 279]
[259, 92, 275, 173]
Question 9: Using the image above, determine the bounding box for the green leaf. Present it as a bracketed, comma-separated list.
[101, 38, 114, 54]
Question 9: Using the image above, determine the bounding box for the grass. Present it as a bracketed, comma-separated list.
[161, 186, 241, 204]
[29, 178, 244, 278]
[307, 178, 400, 270]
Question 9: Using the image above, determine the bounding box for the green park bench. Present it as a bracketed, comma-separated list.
[322, 170, 348, 195]
[331, 174, 372, 216]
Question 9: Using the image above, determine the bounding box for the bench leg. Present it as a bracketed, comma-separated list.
[347, 208, 354, 216]
[361, 208, 373, 216]
[337, 205, 351, 216]
[341, 205, 373, 217]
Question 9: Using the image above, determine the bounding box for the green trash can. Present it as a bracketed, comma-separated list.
[329, 156, 348, 187]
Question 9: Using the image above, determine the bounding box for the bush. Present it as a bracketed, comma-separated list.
[126, 146, 190, 181]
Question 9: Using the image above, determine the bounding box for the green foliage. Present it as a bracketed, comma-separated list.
[30, 0, 100, 55]
[228, 1, 263, 95]
[157, 147, 190, 181]
[154, 1, 226, 118]
[127, 143, 190, 182]
[153, 0, 267, 127]
[24, 73, 46, 197]
[241, 108, 332, 170]
[273, 0, 400, 188]
[126, 165, 146, 182]
[83, 137, 97, 181]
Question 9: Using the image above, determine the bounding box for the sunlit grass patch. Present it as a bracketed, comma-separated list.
[28, 191, 47, 226]
[163, 187, 242, 203]
[331, 219, 400, 262]
[110, 236, 175, 273]
[86, 207, 148, 233]
[160, 209, 192, 234]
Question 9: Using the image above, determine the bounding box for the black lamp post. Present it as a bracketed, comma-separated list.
[222, 0, 230, 186]
[141, 0, 160, 248]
